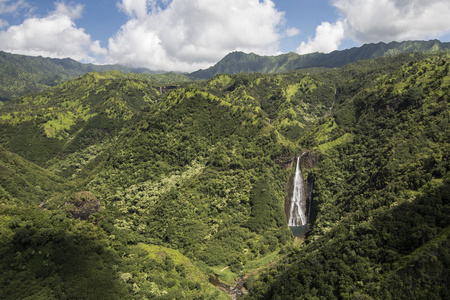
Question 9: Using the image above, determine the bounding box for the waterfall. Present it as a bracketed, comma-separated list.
[289, 155, 307, 226]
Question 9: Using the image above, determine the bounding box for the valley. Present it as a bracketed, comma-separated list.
[0, 46, 449, 299]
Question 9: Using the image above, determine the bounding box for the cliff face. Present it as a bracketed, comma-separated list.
[285, 158, 296, 224]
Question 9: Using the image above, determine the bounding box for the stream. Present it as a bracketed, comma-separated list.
[209, 274, 247, 300]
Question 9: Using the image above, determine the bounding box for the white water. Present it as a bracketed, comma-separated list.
[289, 155, 307, 226]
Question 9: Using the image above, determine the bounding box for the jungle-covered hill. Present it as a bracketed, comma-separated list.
[245, 52, 450, 299]
[0, 51, 449, 299]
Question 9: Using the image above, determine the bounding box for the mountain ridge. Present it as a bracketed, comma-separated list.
[0, 51, 159, 101]
[1, 39, 449, 101]
[190, 39, 450, 79]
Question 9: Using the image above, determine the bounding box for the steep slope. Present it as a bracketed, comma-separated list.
[0, 146, 69, 205]
[245, 52, 450, 299]
[191, 39, 450, 79]
[0, 71, 161, 165]
[85, 87, 295, 267]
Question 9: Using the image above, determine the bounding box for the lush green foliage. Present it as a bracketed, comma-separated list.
[0, 206, 128, 300]
[0, 146, 69, 205]
[0, 71, 161, 164]
[86, 88, 295, 267]
[0, 51, 449, 299]
[0, 205, 226, 299]
[245, 52, 450, 299]
[0, 51, 190, 101]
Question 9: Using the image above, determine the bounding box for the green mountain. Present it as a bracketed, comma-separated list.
[2, 40, 449, 101]
[0, 71, 164, 166]
[190, 39, 450, 79]
[0, 51, 449, 299]
[0, 51, 190, 101]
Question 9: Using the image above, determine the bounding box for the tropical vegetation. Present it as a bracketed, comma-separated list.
[0, 45, 449, 299]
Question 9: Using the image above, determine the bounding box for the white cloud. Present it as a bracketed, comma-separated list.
[296, 21, 344, 54]
[53, 1, 83, 19]
[108, 0, 285, 72]
[332, 0, 450, 43]
[0, 2, 106, 62]
[90, 40, 108, 56]
[0, 0, 29, 15]
[285, 27, 300, 37]
[117, 0, 148, 19]
[296, 0, 450, 55]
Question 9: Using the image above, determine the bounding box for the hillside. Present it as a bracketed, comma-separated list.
[190, 39, 450, 79]
[0, 51, 190, 101]
[0, 71, 165, 165]
[245, 52, 450, 299]
[0, 51, 449, 299]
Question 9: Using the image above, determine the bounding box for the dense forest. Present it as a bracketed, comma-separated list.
[0, 49, 449, 299]
[245, 52, 450, 299]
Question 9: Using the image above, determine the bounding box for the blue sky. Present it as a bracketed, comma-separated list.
[0, 0, 449, 71]
[276, 0, 353, 51]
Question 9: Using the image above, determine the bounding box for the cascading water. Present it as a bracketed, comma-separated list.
[289, 155, 307, 226]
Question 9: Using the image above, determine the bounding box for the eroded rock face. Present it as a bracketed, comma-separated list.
[64, 191, 101, 220]
[285, 157, 296, 222]
[300, 151, 319, 169]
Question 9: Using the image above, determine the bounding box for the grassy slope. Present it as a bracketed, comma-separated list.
[0, 146, 69, 205]
[0, 71, 161, 165]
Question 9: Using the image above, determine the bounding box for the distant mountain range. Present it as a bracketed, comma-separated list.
[0, 52, 159, 100]
[1, 39, 449, 100]
[190, 39, 450, 79]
